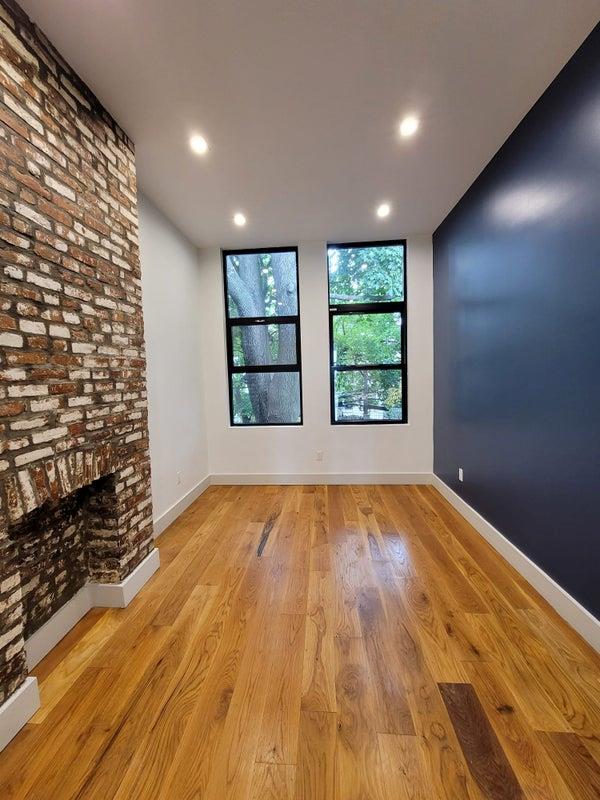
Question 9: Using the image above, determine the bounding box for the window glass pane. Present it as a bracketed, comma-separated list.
[232, 372, 301, 424]
[232, 323, 297, 367]
[332, 312, 401, 366]
[333, 369, 402, 422]
[226, 250, 298, 317]
[328, 244, 404, 304]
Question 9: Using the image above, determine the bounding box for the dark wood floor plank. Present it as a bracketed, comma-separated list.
[439, 682, 524, 800]
[464, 661, 575, 800]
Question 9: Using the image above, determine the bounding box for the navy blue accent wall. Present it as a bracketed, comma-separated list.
[433, 24, 600, 618]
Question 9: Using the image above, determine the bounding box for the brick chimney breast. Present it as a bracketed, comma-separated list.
[0, 0, 154, 704]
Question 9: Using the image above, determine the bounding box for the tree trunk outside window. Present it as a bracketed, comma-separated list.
[226, 252, 299, 423]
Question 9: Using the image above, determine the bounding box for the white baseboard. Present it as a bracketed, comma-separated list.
[211, 472, 432, 485]
[89, 548, 160, 608]
[25, 587, 91, 670]
[24, 548, 160, 672]
[11, 470, 598, 755]
[152, 476, 211, 538]
[431, 475, 600, 653]
[5, 549, 161, 751]
[0, 677, 40, 751]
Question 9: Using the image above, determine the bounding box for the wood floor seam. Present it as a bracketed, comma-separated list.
[0, 483, 597, 800]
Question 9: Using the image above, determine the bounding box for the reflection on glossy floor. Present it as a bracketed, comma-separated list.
[1, 484, 599, 799]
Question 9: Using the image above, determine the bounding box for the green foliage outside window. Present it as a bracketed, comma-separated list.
[328, 245, 404, 304]
[332, 312, 401, 366]
[328, 243, 405, 422]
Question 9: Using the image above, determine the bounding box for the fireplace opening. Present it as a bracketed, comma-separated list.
[7, 473, 116, 640]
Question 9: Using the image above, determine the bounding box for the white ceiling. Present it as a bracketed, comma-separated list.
[20, 0, 600, 248]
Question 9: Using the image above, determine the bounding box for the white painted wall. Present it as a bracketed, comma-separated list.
[198, 237, 433, 480]
[139, 194, 209, 530]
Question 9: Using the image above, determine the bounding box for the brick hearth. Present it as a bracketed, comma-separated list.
[0, 0, 154, 706]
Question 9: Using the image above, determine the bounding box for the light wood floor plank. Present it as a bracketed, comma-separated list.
[334, 635, 388, 800]
[301, 570, 337, 713]
[295, 710, 336, 800]
[250, 762, 296, 800]
[378, 732, 434, 800]
[256, 612, 306, 765]
[0, 484, 598, 800]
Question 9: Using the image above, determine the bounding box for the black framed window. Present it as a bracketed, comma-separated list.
[223, 247, 303, 425]
[327, 240, 407, 424]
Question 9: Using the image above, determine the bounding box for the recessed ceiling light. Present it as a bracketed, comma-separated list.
[399, 115, 420, 138]
[190, 134, 209, 155]
[376, 202, 391, 219]
[233, 212, 247, 227]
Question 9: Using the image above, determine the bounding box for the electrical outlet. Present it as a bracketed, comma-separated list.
[315, 450, 324, 462]
[177, 471, 182, 486]
[458, 467, 464, 482]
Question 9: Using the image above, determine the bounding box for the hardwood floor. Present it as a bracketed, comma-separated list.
[1, 484, 599, 799]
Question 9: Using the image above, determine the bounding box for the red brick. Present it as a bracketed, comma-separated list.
[0, 401, 26, 417]
[0, 0, 152, 707]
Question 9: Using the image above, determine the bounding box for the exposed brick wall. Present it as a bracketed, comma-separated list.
[8, 484, 88, 638]
[0, 0, 154, 704]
